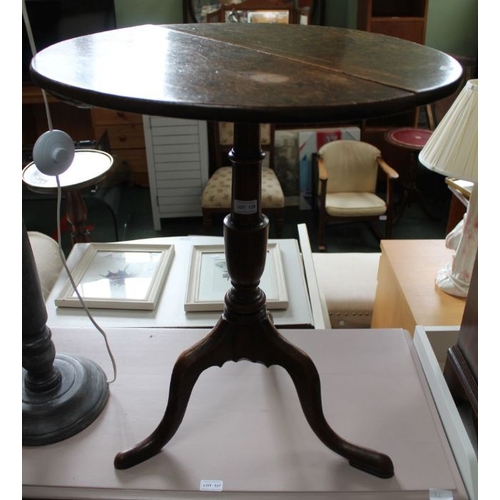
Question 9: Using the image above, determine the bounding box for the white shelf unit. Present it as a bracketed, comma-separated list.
[144, 115, 209, 230]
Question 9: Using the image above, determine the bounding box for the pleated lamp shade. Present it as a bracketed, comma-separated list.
[419, 79, 478, 183]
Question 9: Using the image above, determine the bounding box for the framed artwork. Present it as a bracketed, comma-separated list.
[185, 242, 288, 311]
[245, 10, 291, 23]
[55, 243, 175, 310]
[183, 1, 326, 25]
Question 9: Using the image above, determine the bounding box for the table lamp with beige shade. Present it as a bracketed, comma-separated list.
[419, 79, 478, 298]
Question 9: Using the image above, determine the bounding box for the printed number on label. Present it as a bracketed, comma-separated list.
[200, 480, 223, 492]
[234, 199, 257, 214]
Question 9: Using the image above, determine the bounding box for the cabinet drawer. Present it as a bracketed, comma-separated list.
[91, 107, 143, 126]
[114, 148, 149, 187]
[94, 124, 145, 150]
[130, 172, 149, 187]
[115, 148, 147, 174]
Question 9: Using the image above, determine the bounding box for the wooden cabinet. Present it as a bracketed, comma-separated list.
[444, 255, 478, 429]
[22, 88, 148, 186]
[91, 108, 148, 187]
[357, 0, 429, 44]
[356, 1, 430, 153]
[22, 85, 94, 152]
[371, 240, 466, 334]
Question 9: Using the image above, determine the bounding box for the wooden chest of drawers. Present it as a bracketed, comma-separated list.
[91, 108, 148, 186]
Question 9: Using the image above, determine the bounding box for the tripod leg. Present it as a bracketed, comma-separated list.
[393, 188, 409, 225]
[257, 321, 394, 479]
[114, 319, 233, 470]
[414, 188, 439, 220]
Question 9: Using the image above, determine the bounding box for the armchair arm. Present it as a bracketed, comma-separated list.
[377, 157, 399, 180]
[312, 155, 328, 212]
[377, 156, 398, 233]
[318, 157, 329, 181]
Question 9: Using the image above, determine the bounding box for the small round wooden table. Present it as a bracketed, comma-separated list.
[385, 127, 435, 223]
[29, 23, 462, 479]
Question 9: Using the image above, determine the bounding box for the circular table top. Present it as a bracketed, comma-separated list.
[385, 127, 434, 150]
[30, 24, 463, 124]
[22, 149, 114, 194]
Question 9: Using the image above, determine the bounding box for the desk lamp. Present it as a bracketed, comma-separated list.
[419, 79, 478, 297]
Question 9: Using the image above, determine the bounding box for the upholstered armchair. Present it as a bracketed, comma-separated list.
[314, 140, 399, 251]
[201, 122, 285, 236]
[28, 231, 63, 300]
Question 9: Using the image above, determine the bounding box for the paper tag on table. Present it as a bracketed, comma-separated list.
[429, 489, 453, 499]
[200, 479, 223, 492]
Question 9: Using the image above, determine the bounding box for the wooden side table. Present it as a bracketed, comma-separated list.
[371, 239, 466, 334]
[29, 23, 462, 479]
[384, 127, 435, 223]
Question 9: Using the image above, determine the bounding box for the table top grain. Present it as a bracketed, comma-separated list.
[30, 24, 463, 123]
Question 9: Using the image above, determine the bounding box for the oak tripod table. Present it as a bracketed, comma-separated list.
[30, 23, 462, 479]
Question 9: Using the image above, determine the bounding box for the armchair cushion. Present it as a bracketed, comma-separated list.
[324, 192, 386, 217]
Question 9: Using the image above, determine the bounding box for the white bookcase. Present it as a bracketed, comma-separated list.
[143, 115, 209, 230]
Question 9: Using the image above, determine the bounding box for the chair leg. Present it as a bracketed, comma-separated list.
[385, 211, 393, 239]
[202, 209, 213, 234]
[385, 179, 395, 239]
[274, 208, 284, 238]
[318, 213, 326, 252]
[366, 222, 382, 243]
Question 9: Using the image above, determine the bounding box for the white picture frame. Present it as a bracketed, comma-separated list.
[246, 10, 290, 24]
[55, 243, 175, 310]
[184, 243, 288, 312]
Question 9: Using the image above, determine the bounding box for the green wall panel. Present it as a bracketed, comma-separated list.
[114, 0, 477, 60]
[426, 0, 478, 59]
[114, 0, 183, 27]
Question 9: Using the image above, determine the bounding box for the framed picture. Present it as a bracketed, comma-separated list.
[185, 243, 288, 312]
[55, 243, 175, 310]
[246, 10, 291, 24]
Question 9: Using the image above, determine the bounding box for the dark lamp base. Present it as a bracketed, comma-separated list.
[22, 353, 109, 446]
